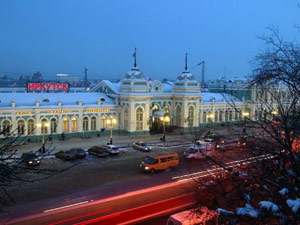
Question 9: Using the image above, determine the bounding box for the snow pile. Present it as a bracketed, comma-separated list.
[286, 199, 300, 213]
[216, 208, 235, 216]
[259, 201, 279, 212]
[279, 188, 289, 195]
[244, 194, 250, 202]
[236, 207, 259, 218]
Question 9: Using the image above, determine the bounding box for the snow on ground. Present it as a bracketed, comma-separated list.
[286, 199, 300, 213]
[259, 201, 279, 212]
[279, 188, 289, 195]
[236, 207, 259, 218]
[216, 208, 235, 216]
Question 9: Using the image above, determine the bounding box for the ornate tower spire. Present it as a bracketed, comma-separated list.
[133, 47, 137, 68]
[185, 52, 188, 71]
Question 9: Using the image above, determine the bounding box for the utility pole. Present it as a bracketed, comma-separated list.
[84, 67, 88, 88]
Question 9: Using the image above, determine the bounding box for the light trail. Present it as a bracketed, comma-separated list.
[44, 200, 89, 213]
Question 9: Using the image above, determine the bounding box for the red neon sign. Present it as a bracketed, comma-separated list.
[27, 83, 69, 91]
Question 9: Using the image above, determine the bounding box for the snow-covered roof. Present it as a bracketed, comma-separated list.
[201, 93, 242, 103]
[176, 70, 197, 81]
[102, 80, 121, 94]
[0, 92, 115, 109]
[162, 82, 173, 93]
[124, 67, 147, 80]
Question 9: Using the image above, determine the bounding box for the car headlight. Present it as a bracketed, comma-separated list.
[29, 161, 33, 164]
[216, 145, 220, 148]
[145, 166, 149, 170]
[37, 160, 40, 163]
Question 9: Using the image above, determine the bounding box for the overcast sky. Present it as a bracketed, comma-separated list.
[0, 0, 300, 80]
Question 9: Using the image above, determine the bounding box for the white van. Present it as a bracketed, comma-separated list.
[167, 207, 219, 225]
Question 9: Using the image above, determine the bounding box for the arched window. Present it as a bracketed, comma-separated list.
[152, 104, 159, 112]
[164, 105, 170, 113]
[91, 116, 97, 131]
[2, 120, 10, 136]
[176, 105, 181, 126]
[41, 118, 48, 134]
[51, 118, 57, 133]
[207, 111, 213, 123]
[27, 119, 34, 135]
[229, 111, 233, 121]
[235, 111, 238, 120]
[71, 117, 77, 132]
[203, 111, 207, 123]
[83, 117, 89, 131]
[225, 111, 229, 121]
[136, 107, 143, 131]
[17, 120, 25, 135]
[124, 107, 129, 129]
[214, 111, 218, 122]
[219, 111, 223, 122]
[188, 106, 194, 126]
[63, 117, 69, 133]
[102, 115, 107, 129]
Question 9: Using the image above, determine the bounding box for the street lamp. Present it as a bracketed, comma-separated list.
[107, 115, 117, 145]
[37, 122, 49, 153]
[160, 115, 170, 141]
[242, 111, 249, 135]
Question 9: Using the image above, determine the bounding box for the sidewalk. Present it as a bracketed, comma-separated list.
[16, 133, 190, 155]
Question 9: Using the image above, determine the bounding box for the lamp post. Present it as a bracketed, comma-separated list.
[242, 111, 249, 135]
[160, 115, 170, 141]
[37, 122, 49, 153]
[107, 115, 117, 145]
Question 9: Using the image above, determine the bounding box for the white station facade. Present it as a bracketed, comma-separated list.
[0, 57, 252, 140]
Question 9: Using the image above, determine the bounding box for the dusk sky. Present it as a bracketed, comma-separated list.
[0, 0, 300, 80]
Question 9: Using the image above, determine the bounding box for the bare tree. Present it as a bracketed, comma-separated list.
[189, 28, 300, 225]
[0, 126, 71, 208]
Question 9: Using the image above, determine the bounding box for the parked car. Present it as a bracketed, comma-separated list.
[196, 138, 215, 146]
[140, 154, 179, 173]
[88, 146, 110, 157]
[183, 145, 215, 160]
[21, 153, 40, 166]
[69, 148, 86, 158]
[133, 141, 152, 152]
[55, 150, 77, 161]
[103, 145, 120, 155]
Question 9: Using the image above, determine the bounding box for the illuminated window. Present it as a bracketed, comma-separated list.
[176, 105, 181, 126]
[219, 111, 223, 122]
[83, 117, 89, 131]
[214, 111, 218, 122]
[91, 117, 96, 131]
[203, 111, 207, 123]
[188, 106, 194, 126]
[124, 107, 129, 129]
[51, 118, 57, 133]
[2, 120, 10, 136]
[164, 105, 170, 113]
[17, 120, 25, 135]
[152, 104, 159, 112]
[41, 118, 48, 134]
[27, 119, 34, 135]
[102, 115, 107, 128]
[136, 107, 143, 131]
[71, 117, 77, 132]
[63, 117, 69, 133]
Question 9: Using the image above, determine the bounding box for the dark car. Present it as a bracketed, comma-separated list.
[55, 150, 77, 161]
[88, 146, 109, 157]
[21, 153, 40, 166]
[69, 148, 86, 159]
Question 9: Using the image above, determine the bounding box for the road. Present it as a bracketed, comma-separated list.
[0, 143, 261, 225]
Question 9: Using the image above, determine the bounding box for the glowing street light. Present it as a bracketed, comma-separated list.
[107, 115, 117, 145]
[160, 115, 170, 141]
[37, 122, 49, 153]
